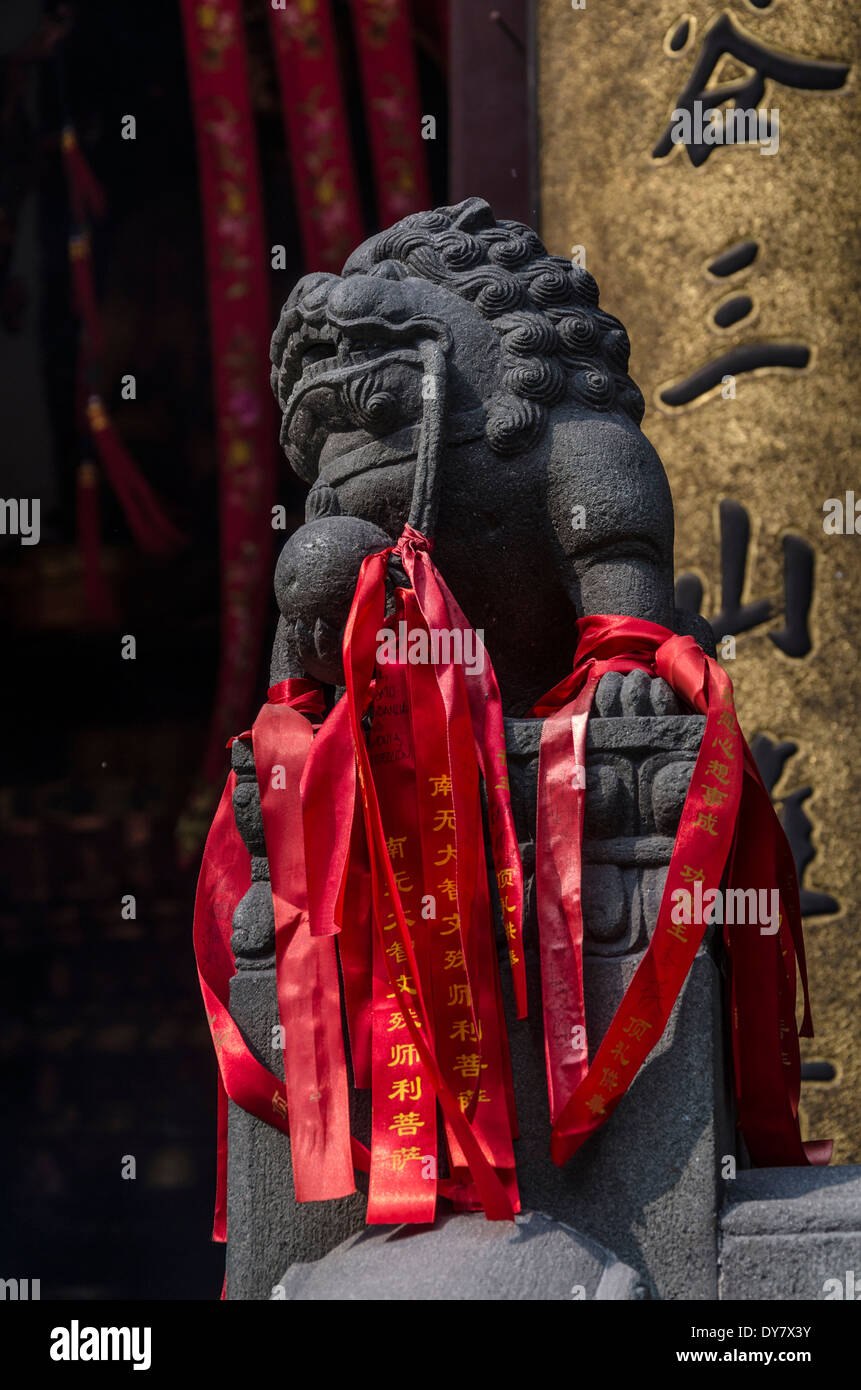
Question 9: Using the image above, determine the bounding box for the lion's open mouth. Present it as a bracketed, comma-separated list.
[282, 321, 395, 384]
[280, 314, 424, 396]
[280, 325, 425, 482]
[273, 269, 457, 484]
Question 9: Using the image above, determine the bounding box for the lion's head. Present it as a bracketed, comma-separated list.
[271, 196, 644, 481]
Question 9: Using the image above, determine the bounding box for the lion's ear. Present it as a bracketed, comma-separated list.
[367, 259, 411, 282]
[446, 197, 497, 234]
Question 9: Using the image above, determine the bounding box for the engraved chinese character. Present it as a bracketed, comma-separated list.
[654, 12, 848, 167]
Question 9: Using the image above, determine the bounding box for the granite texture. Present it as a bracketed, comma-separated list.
[720, 1168, 861, 1301]
[273, 1210, 648, 1302]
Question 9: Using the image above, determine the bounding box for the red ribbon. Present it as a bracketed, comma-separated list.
[196, 604, 829, 1243]
[63, 131, 183, 567]
[302, 525, 524, 1221]
[61, 125, 106, 225]
[75, 461, 118, 626]
[532, 614, 831, 1170]
[193, 679, 367, 1243]
[85, 396, 186, 555]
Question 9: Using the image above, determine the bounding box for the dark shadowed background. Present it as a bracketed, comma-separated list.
[0, 0, 536, 1299]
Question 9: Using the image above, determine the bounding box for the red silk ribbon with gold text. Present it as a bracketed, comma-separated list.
[532, 614, 831, 1170]
[193, 679, 367, 1243]
[302, 525, 524, 1221]
[195, 608, 829, 1243]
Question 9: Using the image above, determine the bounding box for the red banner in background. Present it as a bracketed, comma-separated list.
[267, 0, 365, 272]
[179, 0, 277, 834]
[350, 0, 432, 225]
[62, 123, 184, 605]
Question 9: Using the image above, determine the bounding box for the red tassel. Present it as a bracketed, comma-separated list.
[61, 125, 106, 224]
[76, 461, 119, 625]
[86, 395, 186, 555]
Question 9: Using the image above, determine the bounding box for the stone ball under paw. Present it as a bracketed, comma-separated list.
[274, 515, 393, 685]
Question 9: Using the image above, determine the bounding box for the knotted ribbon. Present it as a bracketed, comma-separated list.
[302, 523, 525, 1221]
[195, 605, 829, 1243]
[193, 678, 367, 1244]
[532, 614, 830, 1169]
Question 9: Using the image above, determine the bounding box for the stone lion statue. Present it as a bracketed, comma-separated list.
[268, 195, 712, 711]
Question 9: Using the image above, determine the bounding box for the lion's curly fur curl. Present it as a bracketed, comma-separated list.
[356, 197, 645, 455]
[270, 198, 646, 459]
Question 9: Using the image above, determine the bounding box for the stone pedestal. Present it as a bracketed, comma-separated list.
[719, 1168, 861, 1301]
[496, 690, 733, 1299]
[226, 971, 367, 1301]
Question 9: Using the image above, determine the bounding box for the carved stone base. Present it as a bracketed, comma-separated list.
[272, 1210, 648, 1301]
[226, 970, 368, 1301]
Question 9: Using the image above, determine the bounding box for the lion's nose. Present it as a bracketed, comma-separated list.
[327, 273, 411, 329]
[288, 271, 339, 314]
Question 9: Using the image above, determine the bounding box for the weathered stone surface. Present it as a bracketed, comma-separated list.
[497, 912, 731, 1299]
[226, 969, 369, 1301]
[273, 1210, 648, 1301]
[719, 1168, 861, 1301]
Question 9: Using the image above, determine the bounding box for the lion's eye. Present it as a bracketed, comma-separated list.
[301, 342, 338, 366]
